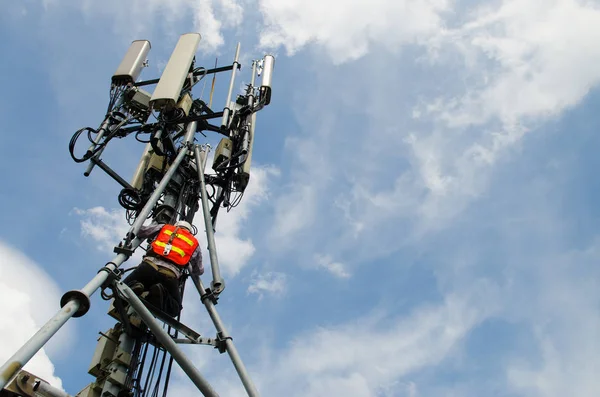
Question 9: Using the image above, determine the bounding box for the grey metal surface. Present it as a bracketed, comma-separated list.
[150, 33, 201, 110]
[248, 60, 257, 107]
[258, 55, 274, 106]
[100, 328, 135, 397]
[194, 146, 224, 293]
[188, 271, 260, 397]
[34, 377, 73, 397]
[115, 282, 219, 397]
[2, 369, 73, 397]
[0, 301, 77, 389]
[221, 43, 241, 129]
[130, 142, 153, 189]
[139, 297, 203, 343]
[260, 55, 274, 90]
[112, 40, 151, 85]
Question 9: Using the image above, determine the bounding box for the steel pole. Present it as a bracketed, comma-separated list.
[188, 271, 259, 397]
[0, 301, 77, 389]
[0, 248, 138, 390]
[114, 281, 219, 397]
[194, 145, 224, 293]
[221, 43, 240, 129]
[34, 380, 73, 397]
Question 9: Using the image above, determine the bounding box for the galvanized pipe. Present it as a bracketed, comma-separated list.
[221, 43, 240, 129]
[194, 145, 224, 293]
[188, 271, 259, 397]
[34, 379, 73, 397]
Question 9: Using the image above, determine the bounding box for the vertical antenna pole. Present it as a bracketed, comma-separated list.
[194, 145, 224, 293]
[189, 270, 260, 397]
[248, 60, 257, 103]
[221, 43, 240, 130]
[114, 281, 219, 397]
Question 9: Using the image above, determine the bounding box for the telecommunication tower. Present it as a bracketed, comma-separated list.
[0, 33, 275, 397]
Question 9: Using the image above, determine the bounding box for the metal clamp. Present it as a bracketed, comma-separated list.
[215, 332, 232, 354]
[114, 234, 136, 256]
[99, 264, 123, 290]
[200, 287, 219, 305]
[98, 264, 125, 301]
[114, 243, 135, 256]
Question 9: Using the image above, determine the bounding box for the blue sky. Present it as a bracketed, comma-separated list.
[2, 0, 600, 396]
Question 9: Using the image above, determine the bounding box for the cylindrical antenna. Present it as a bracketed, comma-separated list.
[247, 59, 257, 108]
[259, 54, 275, 106]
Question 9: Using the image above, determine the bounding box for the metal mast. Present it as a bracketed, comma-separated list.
[0, 33, 275, 397]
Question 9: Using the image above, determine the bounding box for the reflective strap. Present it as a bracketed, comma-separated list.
[154, 241, 185, 257]
[163, 230, 195, 246]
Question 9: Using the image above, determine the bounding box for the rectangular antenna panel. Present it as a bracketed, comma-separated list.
[150, 33, 201, 110]
[88, 330, 117, 377]
[213, 137, 233, 170]
[112, 40, 151, 86]
[237, 112, 256, 190]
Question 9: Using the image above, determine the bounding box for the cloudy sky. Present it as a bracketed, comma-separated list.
[2, 0, 600, 396]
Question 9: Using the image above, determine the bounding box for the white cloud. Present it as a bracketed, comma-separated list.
[501, 239, 600, 397]
[432, 0, 600, 126]
[247, 271, 287, 298]
[270, 184, 316, 244]
[165, 280, 497, 397]
[402, 0, 600, 226]
[46, 0, 245, 53]
[216, 0, 244, 27]
[315, 254, 351, 279]
[258, 0, 450, 63]
[72, 207, 129, 252]
[0, 241, 67, 389]
[251, 281, 499, 396]
[265, 0, 600, 257]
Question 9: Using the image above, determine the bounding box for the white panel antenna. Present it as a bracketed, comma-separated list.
[150, 33, 201, 110]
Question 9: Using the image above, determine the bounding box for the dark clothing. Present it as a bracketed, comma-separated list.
[123, 261, 182, 316]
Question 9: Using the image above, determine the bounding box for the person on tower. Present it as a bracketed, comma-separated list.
[124, 219, 203, 317]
